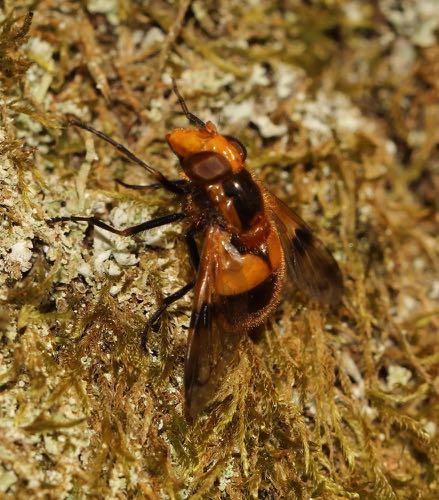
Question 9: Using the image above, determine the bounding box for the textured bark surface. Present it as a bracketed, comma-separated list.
[0, 1, 438, 498]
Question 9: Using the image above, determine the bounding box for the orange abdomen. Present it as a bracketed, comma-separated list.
[215, 227, 283, 296]
[214, 225, 285, 331]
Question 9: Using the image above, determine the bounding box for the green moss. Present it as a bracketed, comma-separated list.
[0, 1, 438, 498]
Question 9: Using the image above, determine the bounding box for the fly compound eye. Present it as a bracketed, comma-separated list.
[183, 152, 232, 182]
[224, 135, 247, 161]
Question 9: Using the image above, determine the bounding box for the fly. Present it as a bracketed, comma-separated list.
[49, 81, 343, 418]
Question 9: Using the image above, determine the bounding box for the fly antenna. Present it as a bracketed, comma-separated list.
[172, 78, 206, 128]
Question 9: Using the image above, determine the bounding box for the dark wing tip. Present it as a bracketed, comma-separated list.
[317, 262, 344, 306]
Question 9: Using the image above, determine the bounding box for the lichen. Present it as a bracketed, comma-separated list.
[0, 1, 438, 498]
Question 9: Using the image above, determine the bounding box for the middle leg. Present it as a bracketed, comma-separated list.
[47, 212, 186, 236]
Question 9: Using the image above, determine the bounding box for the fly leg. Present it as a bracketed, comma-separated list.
[68, 117, 185, 194]
[115, 179, 188, 191]
[47, 212, 186, 236]
[143, 281, 195, 346]
[142, 228, 200, 349]
[184, 227, 200, 270]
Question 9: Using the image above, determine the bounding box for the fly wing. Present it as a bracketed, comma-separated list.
[265, 191, 343, 305]
[184, 226, 246, 418]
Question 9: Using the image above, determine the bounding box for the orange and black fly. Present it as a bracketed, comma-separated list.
[49, 82, 343, 417]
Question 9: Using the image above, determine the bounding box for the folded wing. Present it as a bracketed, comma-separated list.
[185, 223, 284, 417]
[184, 226, 245, 417]
[265, 191, 343, 306]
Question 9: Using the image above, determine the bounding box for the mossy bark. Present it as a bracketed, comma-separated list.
[0, 2, 438, 498]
